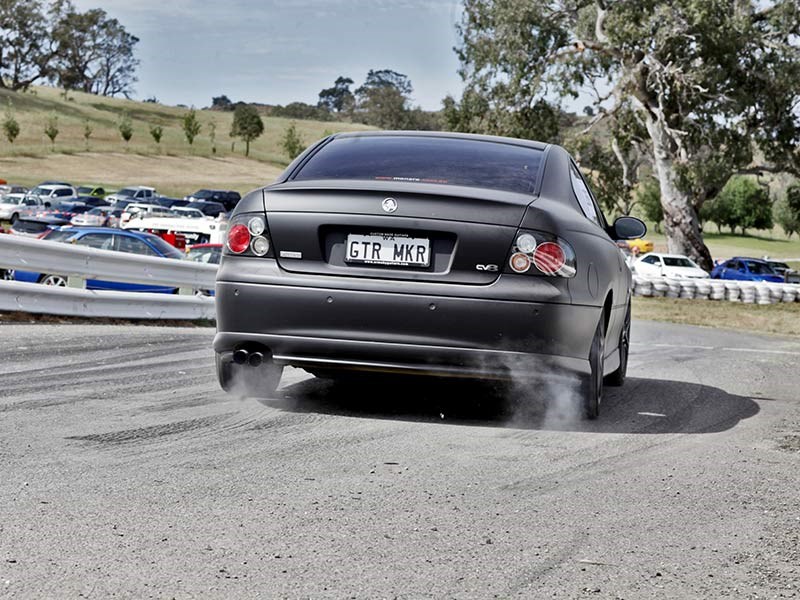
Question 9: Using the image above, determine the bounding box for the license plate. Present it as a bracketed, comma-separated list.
[345, 233, 430, 267]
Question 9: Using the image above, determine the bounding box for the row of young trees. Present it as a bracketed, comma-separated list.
[0, 0, 138, 97]
[1, 100, 306, 160]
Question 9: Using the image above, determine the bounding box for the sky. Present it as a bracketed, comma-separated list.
[72, 0, 466, 111]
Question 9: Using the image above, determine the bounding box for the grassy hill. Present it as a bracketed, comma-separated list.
[0, 86, 373, 196]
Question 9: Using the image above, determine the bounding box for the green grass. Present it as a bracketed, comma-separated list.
[633, 296, 800, 337]
[642, 223, 800, 267]
[0, 85, 373, 166]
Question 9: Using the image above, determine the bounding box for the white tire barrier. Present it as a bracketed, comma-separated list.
[632, 276, 800, 304]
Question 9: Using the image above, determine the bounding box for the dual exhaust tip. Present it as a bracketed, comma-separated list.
[233, 347, 266, 367]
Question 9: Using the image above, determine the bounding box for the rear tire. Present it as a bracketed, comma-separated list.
[605, 301, 630, 387]
[581, 316, 605, 420]
[215, 352, 283, 399]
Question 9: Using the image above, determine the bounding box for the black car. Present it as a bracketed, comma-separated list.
[213, 132, 645, 418]
[186, 200, 227, 218]
[75, 195, 110, 208]
[155, 197, 190, 208]
[185, 189, 241, 211]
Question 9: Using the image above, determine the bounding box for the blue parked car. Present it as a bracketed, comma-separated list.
[710, 257, 784, 283]
[13, 227, 185, 293]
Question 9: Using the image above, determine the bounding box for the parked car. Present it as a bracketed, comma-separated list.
[185, 200, 227, 218]
[105, 186, 157, 204]
[76, 185, 107, 198]
[213, 131, 647, 418]
[0, 193, 48, 223]
[13, 227, 184, 293]
[122, 208, 222, 246]
[119, 202, 173, 225]
[186, 243, 222, 296]
[632, 253, 709, 279]
[155, 197, 190, 209]
[710, 257, 784, 282]
[764, 259, 793, 277]
[626, 238, 654, 254]
[8, 216, 69, 237]
[25, 184, 77, 203]
[184, 189, 241, 211]
[71, 206, 117, 227]
[0, 184, 27, 195]
[74, 195, 110, 208]
[186, 242, 222, 265]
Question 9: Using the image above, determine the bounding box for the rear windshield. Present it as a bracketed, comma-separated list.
[293, 136, 543, 195]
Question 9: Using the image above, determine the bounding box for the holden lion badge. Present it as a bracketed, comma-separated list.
[382, 197, 398, 213]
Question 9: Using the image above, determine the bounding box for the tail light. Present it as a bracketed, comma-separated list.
[506, 229, 576, 278]
[224, 213, 273, 258]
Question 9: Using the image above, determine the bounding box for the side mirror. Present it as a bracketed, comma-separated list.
[612, 216, 647, 240]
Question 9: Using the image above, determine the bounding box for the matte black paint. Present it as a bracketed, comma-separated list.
[215, 132, 632, 381]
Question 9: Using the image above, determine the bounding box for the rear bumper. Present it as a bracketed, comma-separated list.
[214, 276, 600, 381]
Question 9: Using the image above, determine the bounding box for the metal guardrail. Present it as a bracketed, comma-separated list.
[0, 280, 215, 320]
[0, 234, 218, 320]
[0, 234, 217, 289]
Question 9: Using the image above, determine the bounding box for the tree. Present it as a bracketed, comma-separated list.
[355, 69, 415, 129]
[149, 124, 163, 145]
[713, 176, 773, 235]
[0, 0, 62, 91]
[182, 108, 201, 145]
[83, 118, 92, 150]
[118, 111, 133, 146]
[2, 102, 20, 144]
[50, 5, 139, 97]
[453, 1, 800, 270]
[282, 122, 305, 160]
[318, 76, 355, 113]
[209, 121, 216, 154]
[230, 104, 263, 157]
[211, 95, 233, 111]
[774, 184, 800, 238]
[636, 178, 664, 233]
[44, 112, 58, 149]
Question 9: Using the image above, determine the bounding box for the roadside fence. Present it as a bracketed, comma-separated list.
[0, 234, 217, 320]
[632, 275, 800, 304]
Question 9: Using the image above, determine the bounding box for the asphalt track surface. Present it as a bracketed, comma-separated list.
[1, 321, 798, 599]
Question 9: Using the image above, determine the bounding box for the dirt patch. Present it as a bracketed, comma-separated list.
[0, 152, 282, 197]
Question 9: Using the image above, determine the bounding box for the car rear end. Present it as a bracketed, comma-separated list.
[214, 133, 601, 385]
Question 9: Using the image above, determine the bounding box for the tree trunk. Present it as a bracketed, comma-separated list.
[643, 114, 713, 271]
[245, 140, 250, 157]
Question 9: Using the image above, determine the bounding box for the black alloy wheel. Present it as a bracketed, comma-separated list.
[605, 301, 631, 387]
[582, 316, 606, 419]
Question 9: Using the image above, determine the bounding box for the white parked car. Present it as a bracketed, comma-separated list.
[0, 193, 48, 222]
[633, 253, 710, 279]
[106, 186, 157, 204]
[122, 210, 223, 244]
